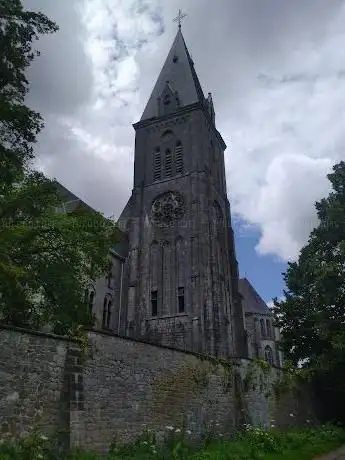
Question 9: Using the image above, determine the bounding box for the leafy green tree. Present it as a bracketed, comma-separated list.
[274, 161, 345, 423]
[0, 172, 120, 334]
[0, 1, 120, 334]
[0, 0, 58, 188]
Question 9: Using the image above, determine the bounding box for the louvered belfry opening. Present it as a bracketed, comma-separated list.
[165, 149, 172, 178]
[153, 147, 161, 181]
[175, 141, 183, 174]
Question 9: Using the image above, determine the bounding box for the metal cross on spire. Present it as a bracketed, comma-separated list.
[173, 9, 187, 29]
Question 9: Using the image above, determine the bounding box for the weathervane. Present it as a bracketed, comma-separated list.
[173, 9, 187, 29]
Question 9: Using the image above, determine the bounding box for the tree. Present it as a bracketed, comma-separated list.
[274, 161, 345, 423]
[0, 171, 121, 334]
[0, 1, 121, 334]
[0, 0, 58, 188]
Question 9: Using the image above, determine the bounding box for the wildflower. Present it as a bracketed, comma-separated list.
[165, 425, 174, 431]
[142, 441, 148, 445]
[40, 435, 48, 441]
[175, 428, 181, 433]
[271, 424, 275, 428]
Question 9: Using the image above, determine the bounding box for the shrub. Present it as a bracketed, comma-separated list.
[1, 424, 345, 459]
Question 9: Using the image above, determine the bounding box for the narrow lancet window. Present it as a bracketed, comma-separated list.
[178, 287, 185, 313]
[106, 300, 112, 328]
[175, 238, 185, 313]
[264, 346, 274, 365]
[266, 319, 272, 338]
[106, 271, 113, 289]
[102, 296, 107, 328]
[151, 290, 158, 316]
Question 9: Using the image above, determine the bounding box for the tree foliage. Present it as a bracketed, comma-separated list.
[274, 161, 345, 423]
[0, 0, 58, 188]
[0, 0, 121, 335]
[0, 172, 120, 334]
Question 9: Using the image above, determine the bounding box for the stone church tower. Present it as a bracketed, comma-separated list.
[118, 26, 247, 358]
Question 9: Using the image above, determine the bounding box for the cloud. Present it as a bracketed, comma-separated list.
[253, 155, 332, 261]
[225, 2, 345, 260]
[25, 0, 93, 115]
[25, 0, 165, 217]
[23, 0, 345, 260]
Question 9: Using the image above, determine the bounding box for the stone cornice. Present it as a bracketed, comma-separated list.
[133, 103, 227, 150]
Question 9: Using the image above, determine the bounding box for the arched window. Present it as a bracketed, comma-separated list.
[163, 94, 171, 106]
[260, 318, 266, 338]
[102, 296, 112, 329]
[266, 319, 272, 338]
[162, 241, 172, 315]
[264, 346, 274, 365]
[161, 130, 174, 142]
[178, 287, 185, 313]
[175, 141, 183, 174]
[150, 241, 160, 316]
[153, 147, 161, 181]
[150, 241, 159, 285]
[164, 149, 172, 178]
[175, 237, 185, 313]
[106, 271, 113, 289]
[106, 300, 112, 328]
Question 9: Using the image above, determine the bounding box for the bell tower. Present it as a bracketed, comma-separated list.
[119, 20, 247, 358]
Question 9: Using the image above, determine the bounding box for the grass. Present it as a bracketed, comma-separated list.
[0, 424, 345, 460]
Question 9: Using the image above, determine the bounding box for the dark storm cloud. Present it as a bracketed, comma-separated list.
[24, 0, 93, 115]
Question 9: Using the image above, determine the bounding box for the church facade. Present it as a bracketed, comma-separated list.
[58, 27, 281, 365]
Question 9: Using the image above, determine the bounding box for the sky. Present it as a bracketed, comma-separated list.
[23, 0, 345, 304]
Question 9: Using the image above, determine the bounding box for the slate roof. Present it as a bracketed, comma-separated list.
[53, 180, 127, 259]
[238, 278, 272, 315]
[141, 28, 206, 121]
[52, 180, 94, 214]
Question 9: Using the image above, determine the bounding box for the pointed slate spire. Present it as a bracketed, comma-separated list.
[140, 28, 206, 121]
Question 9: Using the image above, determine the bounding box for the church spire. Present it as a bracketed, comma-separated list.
[140, 25, 206, 121]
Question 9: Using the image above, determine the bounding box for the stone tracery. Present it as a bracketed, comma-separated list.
[151, 191, 185, 227]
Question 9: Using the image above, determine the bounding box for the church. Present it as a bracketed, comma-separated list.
[56, 24, 281, 367]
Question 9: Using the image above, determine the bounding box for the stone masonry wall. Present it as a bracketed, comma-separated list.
[0, 326, 315, 454]
[0, 328, 69, 441]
